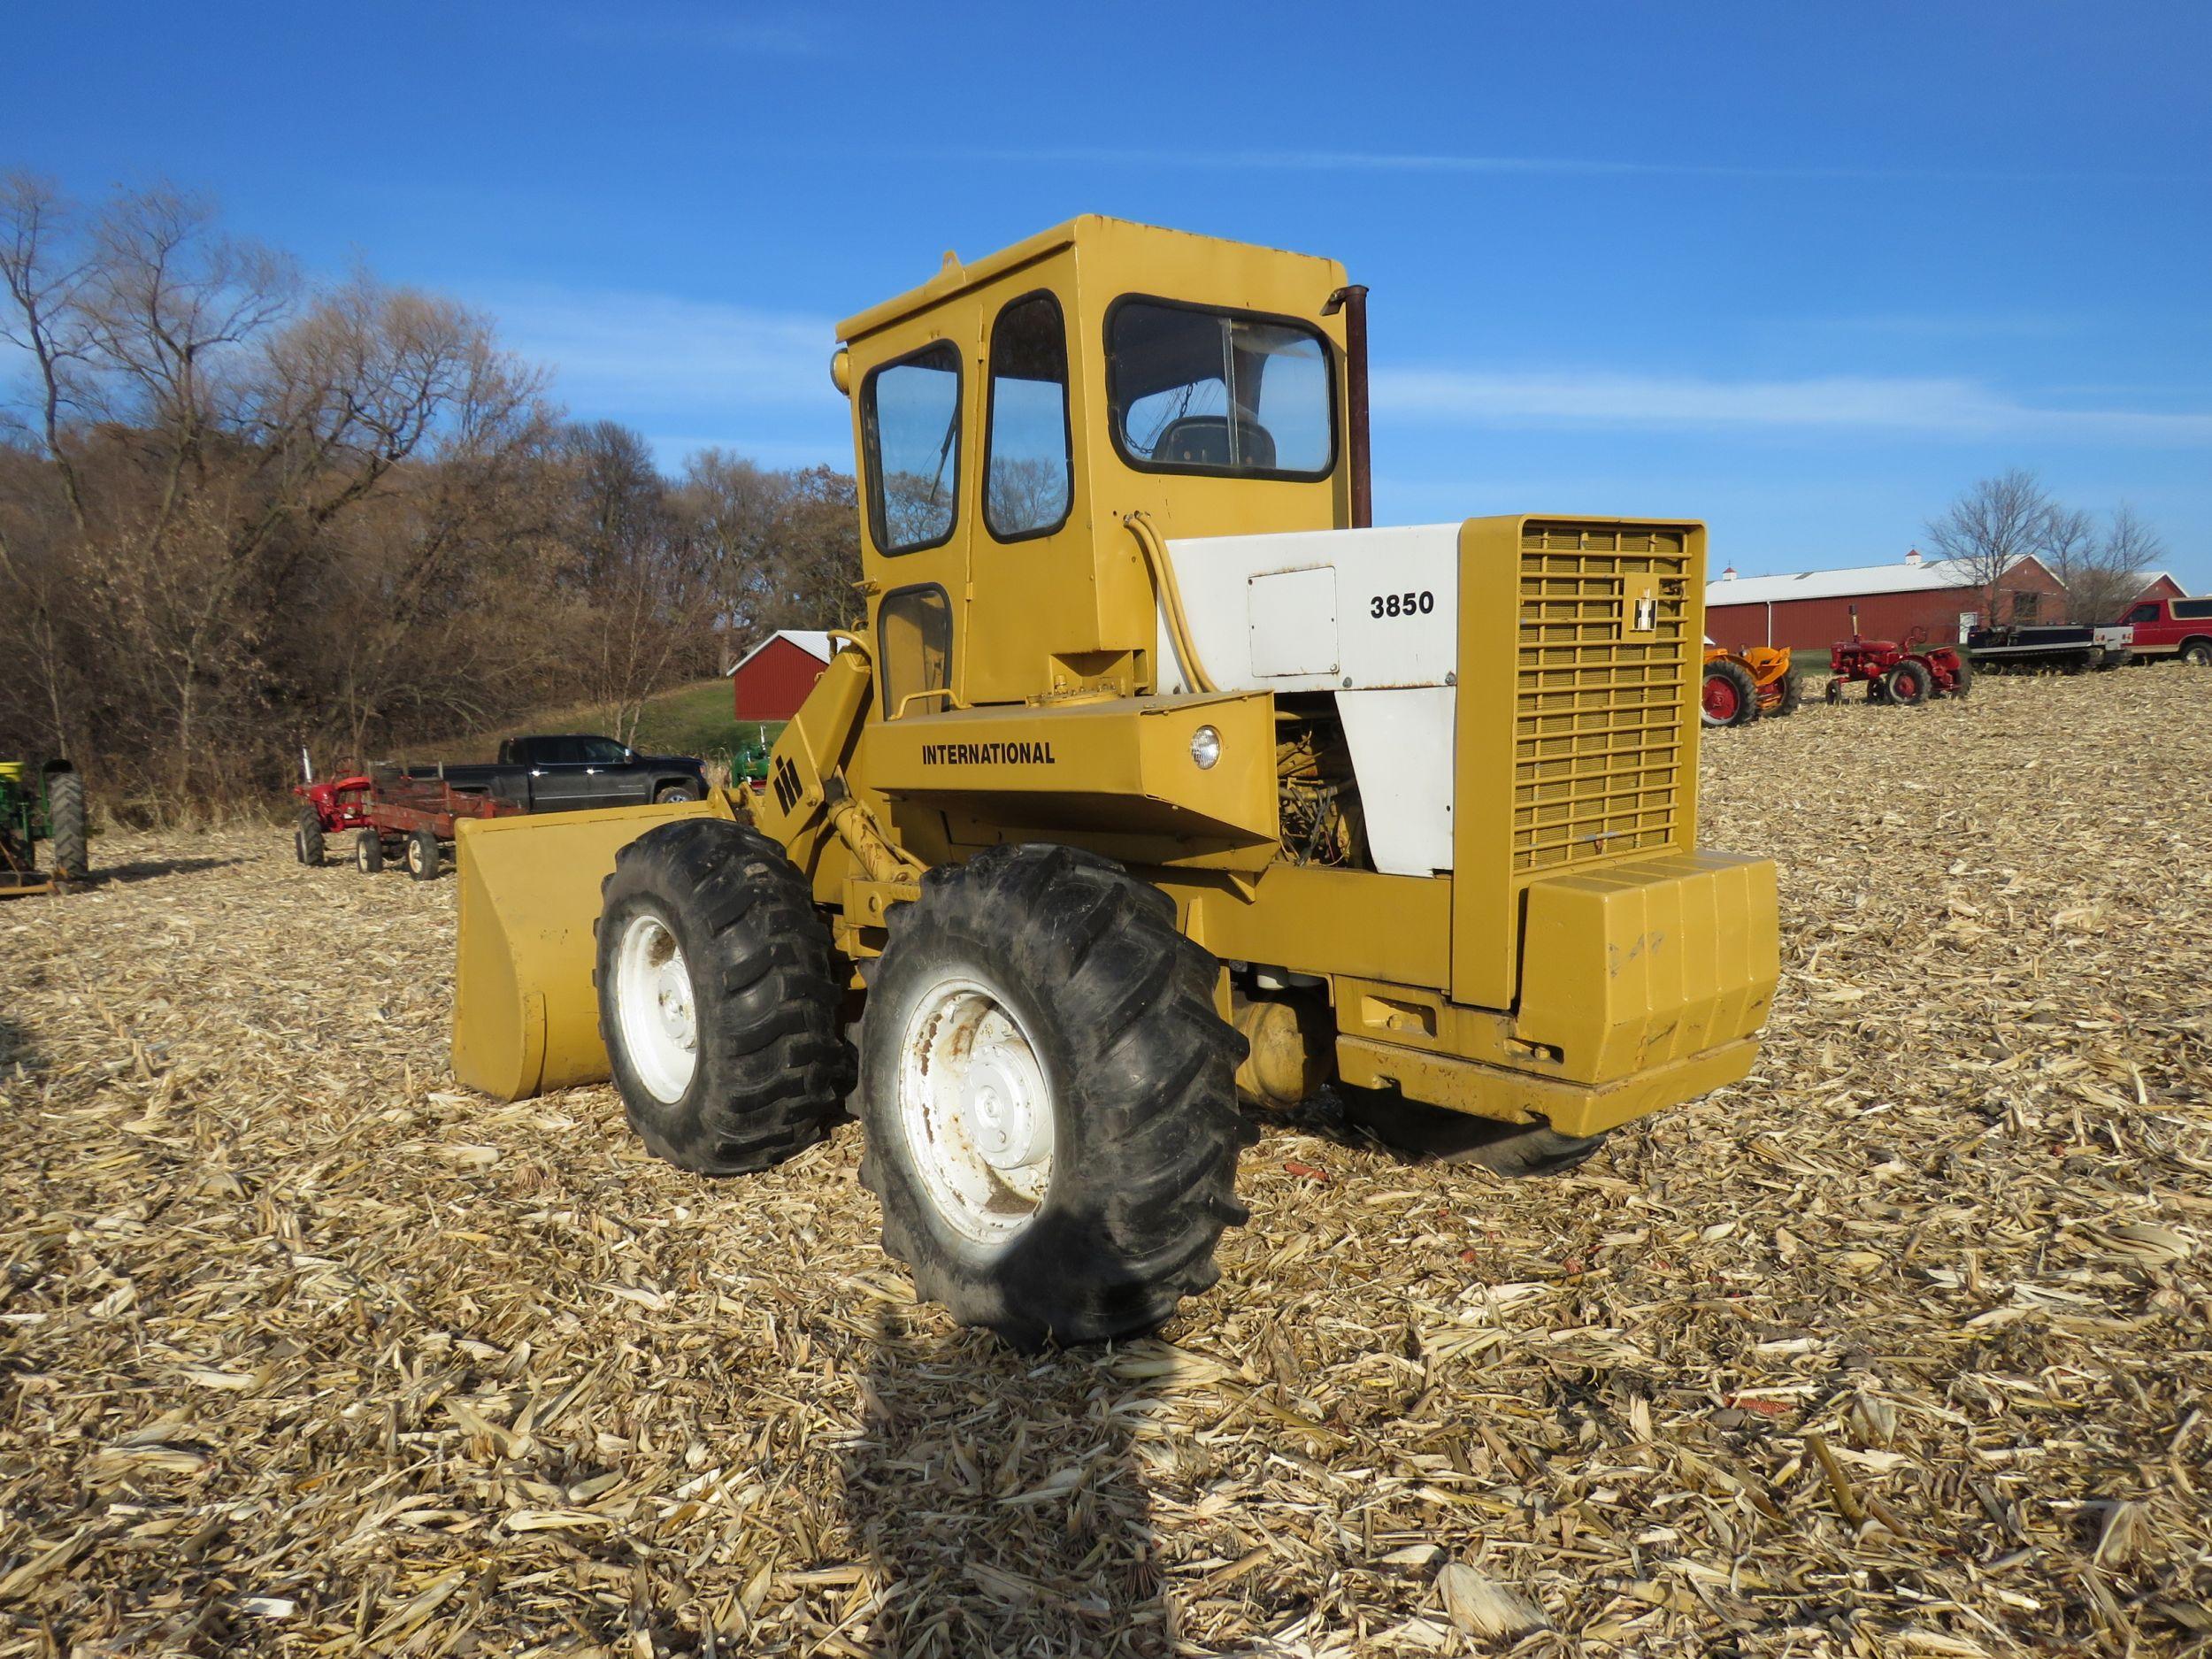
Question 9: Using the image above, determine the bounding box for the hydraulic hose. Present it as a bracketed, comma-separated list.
[1124, 511, 1217, 695]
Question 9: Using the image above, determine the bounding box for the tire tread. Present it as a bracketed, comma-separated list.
[598, 819, 855, 1176]
[859, 841, 1248, 1348]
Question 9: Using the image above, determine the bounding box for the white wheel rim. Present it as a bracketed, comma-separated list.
[897, 975, 1054, 1248]
[614, 911, 699, 1103]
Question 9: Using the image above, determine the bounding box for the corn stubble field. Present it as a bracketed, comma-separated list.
[1, 672, 2208, 1658]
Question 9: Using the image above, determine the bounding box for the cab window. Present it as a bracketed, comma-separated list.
[2125, 603, 2160, 625]
[577, 738, 629, 764]
[984, 292, 1072, 541]
[1107, 299, 1333, 479]
[879, 585, 952, 718]
[864, 342, 962, 554]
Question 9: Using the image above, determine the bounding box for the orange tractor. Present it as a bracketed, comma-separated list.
[1701, 644, 1799, 728]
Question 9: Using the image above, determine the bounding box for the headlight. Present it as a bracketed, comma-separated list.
[1190, 726, 1221, 770]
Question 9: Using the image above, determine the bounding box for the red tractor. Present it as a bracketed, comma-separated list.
[292, 756, 374, 866]
[1824, 610, 1971, 707]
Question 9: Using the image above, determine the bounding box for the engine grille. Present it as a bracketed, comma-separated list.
[1511, 524, 1694, 873]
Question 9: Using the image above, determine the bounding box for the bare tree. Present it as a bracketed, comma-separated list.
[556, 422, 719, 745]
[1925, 469, 2056, 626]
[2035, 503, 2098, 612]
[771, 465, 864, 633]
[0, 178, 563, 808]
[2072, 503, 2167, 625]
[2, 177, 849, 813]
[680, 454, 862, 664]
[682, 448, 788, 664]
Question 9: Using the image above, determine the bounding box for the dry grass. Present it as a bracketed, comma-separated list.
[2, 672, 2207, 1657]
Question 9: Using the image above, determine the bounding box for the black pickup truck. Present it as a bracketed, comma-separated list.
[412, 734, 709, 813]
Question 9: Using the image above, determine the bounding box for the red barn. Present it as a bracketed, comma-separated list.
[2132, 572, 2188, 607]
[1706, 549, 2066, 651]
[728, 630, 833, 721]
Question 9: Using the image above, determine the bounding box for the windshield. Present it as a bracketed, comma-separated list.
[1108, 300, 1333, 479]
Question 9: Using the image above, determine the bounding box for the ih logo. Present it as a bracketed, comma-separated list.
[1626, 580, 1659, 634]
[772, 755, 803, 815]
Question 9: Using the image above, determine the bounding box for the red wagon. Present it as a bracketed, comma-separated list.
[345, 766, 525, 880]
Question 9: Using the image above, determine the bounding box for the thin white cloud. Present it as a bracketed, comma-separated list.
[1372, 367, 2212, 445]
[462, 284, 2212, 458]
[482, 285, 839, 415]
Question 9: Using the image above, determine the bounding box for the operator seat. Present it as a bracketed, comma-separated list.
[1155, 414, 1276, 470]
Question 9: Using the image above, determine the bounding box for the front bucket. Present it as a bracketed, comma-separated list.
[451, 796, 728, 1101]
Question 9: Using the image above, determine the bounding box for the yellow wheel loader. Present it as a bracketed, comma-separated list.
[452, 218, 1779, 1348]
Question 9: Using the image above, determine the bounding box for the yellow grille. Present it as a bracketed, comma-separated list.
[1512, 524, 1692, 873]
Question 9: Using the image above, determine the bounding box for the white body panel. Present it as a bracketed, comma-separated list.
[1333, 686, 1456, 875]
[1160, 526, 1463, 876]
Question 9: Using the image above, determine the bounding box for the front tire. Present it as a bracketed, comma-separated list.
[2182, 639, 2212, 667]
[596, 818, 854, 1175]
[653, 782, 698, 804]
[858, 843, 1251, 1348]
[355, 830, 384, 874]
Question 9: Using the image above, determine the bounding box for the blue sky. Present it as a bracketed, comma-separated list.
[6, 1, 2208, 586]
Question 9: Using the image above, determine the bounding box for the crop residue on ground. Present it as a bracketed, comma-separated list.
[1, 672, 2207, 1656]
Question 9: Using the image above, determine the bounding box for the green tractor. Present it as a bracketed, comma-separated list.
[728, 723, 775, 788]
[0, 760, 88, 896]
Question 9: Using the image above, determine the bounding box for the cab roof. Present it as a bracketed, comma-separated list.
[835, 215, 1344, 343]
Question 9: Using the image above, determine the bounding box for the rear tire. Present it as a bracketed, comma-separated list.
[1342, 1089, 1608, 1176]
[405, 829, 441, 881]
[1883, 661, 1930, 705]
[1947, 655, 1973, 698]
[1771, 671, 1803, 717]
[45, 770, 87, 881]
[355, 830, 384, 874]
[1701, 659, 1759, 728]
[596, 818, 855, 1175]
[858, 842, 1252, 1348]
[296, 806, 325, 866]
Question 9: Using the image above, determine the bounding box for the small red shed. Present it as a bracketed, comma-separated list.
[729, 630, 834, 721]
[2131, 572, 2187, 606]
